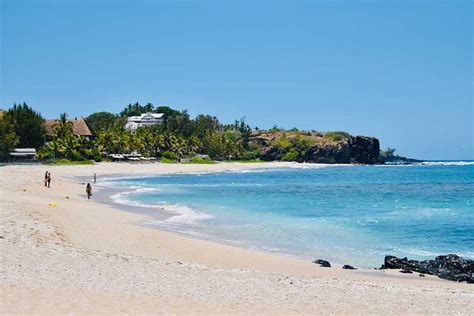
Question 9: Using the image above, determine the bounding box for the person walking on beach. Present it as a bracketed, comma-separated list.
[93, 173, 96, 183]
[44, 171, 48, 187]
[86, 183, 92, 199]
[47, 172, 51, 188]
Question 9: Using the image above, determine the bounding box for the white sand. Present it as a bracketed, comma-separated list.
[1, 162, 473, 314]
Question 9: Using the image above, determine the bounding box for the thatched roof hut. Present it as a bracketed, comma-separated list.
[44, 116, 94, 137]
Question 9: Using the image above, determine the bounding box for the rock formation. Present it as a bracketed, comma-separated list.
[380, 254, 473, 283]
[313, 259, 331, 267]
[258, 135, 380, 164]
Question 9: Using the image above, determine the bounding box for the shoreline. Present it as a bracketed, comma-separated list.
[1, 162, 473, 314]
[88, 164, 352, 266]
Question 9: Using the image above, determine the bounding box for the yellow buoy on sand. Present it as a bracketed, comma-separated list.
[48, 202, 57, 207]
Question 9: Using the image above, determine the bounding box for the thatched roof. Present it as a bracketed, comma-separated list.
[44, 116, 93, 137]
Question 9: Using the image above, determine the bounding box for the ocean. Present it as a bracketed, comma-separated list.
[103, 162, 474, 268]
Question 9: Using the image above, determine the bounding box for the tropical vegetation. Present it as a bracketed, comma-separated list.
[0, 102, 387, 164]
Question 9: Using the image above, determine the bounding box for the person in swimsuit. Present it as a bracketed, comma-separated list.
[86, 183, 92, 199]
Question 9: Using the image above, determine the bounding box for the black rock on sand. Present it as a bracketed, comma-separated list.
[380, 254, 474, 283]
[313, 259, 331, 267]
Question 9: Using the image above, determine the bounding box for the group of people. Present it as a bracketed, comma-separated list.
[43, 171, 96, 199]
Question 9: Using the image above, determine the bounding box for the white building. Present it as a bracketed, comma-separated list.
[125, 112, 164, 131]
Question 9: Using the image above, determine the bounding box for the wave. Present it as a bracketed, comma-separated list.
[110, 186, 213, 226]
[226, 169, 273, 174]
[418, 161, 474, 166]
[110, 188, 161, 209]
[157, 203, 213, 224]
[144, 203, 213, 230]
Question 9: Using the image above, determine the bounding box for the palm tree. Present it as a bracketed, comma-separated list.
[53, 113, 74, 139]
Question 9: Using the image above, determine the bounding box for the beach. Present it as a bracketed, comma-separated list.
[1, 162, 473, 314]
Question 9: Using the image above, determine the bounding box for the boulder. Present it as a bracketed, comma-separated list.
[342, 265, 357, 270]
[313, 259, 331, 267]
[381, 254, 474, 283]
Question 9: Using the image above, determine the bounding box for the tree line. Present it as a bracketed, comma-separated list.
[0, 102, 254, 162]
[0, 102, 391, 164]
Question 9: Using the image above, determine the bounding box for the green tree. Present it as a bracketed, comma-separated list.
[0, 115, 19, 161]
[86, 111, 117, 132]
[47, 113, 89, 160]
[6, 103, 45, 148]
[54, 113, 74, 139]
[155, 105, 180, 117]
[193, 115, 221, 138]
[120, 102, 157, 117]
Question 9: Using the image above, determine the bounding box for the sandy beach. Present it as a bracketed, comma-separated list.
[1, 162, 473, 314]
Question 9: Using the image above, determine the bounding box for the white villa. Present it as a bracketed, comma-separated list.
[125, 112, 164, 131]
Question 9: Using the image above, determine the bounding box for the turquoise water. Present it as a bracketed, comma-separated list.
[106, 163, 474, 267]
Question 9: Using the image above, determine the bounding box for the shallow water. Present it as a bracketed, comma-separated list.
[103, 163, 474, 267]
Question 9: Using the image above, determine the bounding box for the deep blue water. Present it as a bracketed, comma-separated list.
[105, 163, 474, 267]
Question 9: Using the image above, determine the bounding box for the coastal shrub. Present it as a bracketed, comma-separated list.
[282, 149, 298, 161]
[160, 157, 175, 163]
[48, 159, 93, 165]
[161, 150, 178, 161]
[186, 156, 215, 164]
[275, 139, 292, 150]
[323, 131, 351, 142]
[71, 151, 87, 161]
[36, 147, 53, 160]
[239, 150, 258, 160]
[230, 159, 264, 163]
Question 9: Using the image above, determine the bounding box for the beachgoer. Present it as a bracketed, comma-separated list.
[47, 172, 51, 188]
[93, 173, 96, 183]
[44, 171, 48, 187]
[86, 183, 92, 199]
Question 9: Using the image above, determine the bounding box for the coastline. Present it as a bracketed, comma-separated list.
[1, 162, 473, 314]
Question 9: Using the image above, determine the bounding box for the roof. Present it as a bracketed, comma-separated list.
[128, 112, 164, 120]
[44, 116, 94, 137]
[142, 112, 164, 118]
[12, 148, 37, 153]
[10, 148, 36, 157]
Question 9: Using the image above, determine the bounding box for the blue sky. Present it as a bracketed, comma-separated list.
[1, 0, 472, 159]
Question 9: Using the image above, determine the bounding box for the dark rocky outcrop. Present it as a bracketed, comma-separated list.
[342, 265, 357, 270]
[303, 136, 380, 164]
[349, 136, 380, 164]
[380, 155, 422, 165]
[313, 259, 331, 267]
[380, 254, 474, 283]
[303, 142, 351, 164]
[260, 146, 282, 161]
[255, 132, 381, 164]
